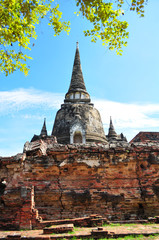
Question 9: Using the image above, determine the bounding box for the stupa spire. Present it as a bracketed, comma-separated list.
[64, 43, 90, 103]
[40, 118, 47, 136]
[68, 42, 86, 92]
[108, 117, 117, 139]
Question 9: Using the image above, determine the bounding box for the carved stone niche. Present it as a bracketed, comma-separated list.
[70, 119, 86, 144]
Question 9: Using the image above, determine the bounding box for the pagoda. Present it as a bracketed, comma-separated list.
[52, 43, 107, 144]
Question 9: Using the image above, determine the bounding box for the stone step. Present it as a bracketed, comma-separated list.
[43, 223, 74, 234]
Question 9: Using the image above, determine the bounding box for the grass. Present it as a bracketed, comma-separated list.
[68, 230, 76, 235]
[122, 223, 137, 227]
[103, 234, 159, 240]
[102, 223, 121, 227]
[103, 222, 158, 227]
[73, 227, 81, 231]
[68, 234, 159, 240]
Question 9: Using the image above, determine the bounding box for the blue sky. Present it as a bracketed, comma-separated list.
[0, 0, 159, 156]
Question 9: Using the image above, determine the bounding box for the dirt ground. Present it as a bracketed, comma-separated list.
[0, 223, 159, 239]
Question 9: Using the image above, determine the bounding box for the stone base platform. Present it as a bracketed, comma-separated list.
[1, 223, 159, 240]
[43, 224, 74, 234]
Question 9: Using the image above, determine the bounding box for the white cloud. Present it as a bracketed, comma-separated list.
[0, 88, 64, 115]
[93, 98, 159, 129]
[93, 98, 159, 141]
[22, 114, 45, 120]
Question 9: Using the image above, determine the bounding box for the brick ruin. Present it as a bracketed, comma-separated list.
[0, 140, 159, 230]
[0, 43, 159, 230]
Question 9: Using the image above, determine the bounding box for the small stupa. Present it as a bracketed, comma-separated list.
[106, 117, 127, 143]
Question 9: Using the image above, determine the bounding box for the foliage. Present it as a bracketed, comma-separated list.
[0, 0, 148, 76]
[76, 0, 148, 54]
[0, 0, 70, 76]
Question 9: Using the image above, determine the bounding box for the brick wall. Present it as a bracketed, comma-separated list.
[0, 142, 159, 229]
